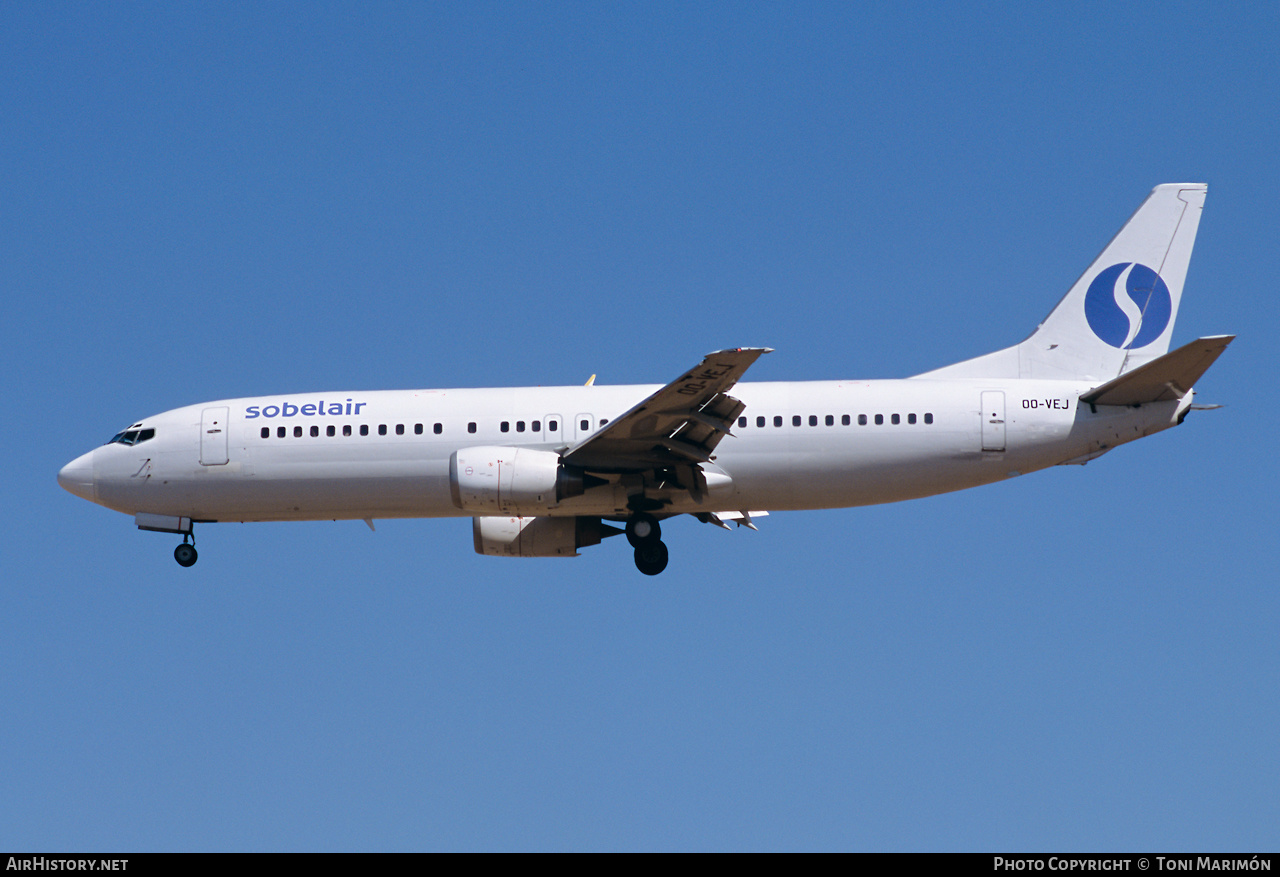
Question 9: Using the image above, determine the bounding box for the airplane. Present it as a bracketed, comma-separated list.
[58, 183, 1232, 576]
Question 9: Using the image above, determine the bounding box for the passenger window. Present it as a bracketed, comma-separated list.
[327, 426, 336, 437]
[415, 423, 423, 435]
[261, 427, 270, 439]
[531, 421, 540, 432]
[502, 422, 510, 433]
[600, 418, 609, 426]
[809, 415, 818, 426]
[516, 421, 526, 433]
[468, 422, 477, 434]
[739, 417, 747, 428]
[580, 419, 589, 431]
[891, 414, 900, 425]
[792, 415, 802, 427]
[548, 421, 557, 432]
[908, 413, 917, 424]
[875, 414, 884, 425]
[378, 424, 387, 436]
[343, 425, 352, 436]
[360, 424, 369, 436]
[396, 424, 404, 435]
[858, 414, 867, 425]
[825, 415, 834, 426]
[774, 416, 783, 427]
[277, 426, 286, 438]
[434, 423, 442, 434]
[311, 426, 319, 437]
[841, 415, 850, 426]
[757, 416, 766, 428]
[924, 412, 934, 424]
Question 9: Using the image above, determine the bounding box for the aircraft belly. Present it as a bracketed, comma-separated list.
[123, 457, 458, 522]
[714, 421, 1087, 511]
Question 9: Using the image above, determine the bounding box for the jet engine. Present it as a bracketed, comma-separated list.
[449, 446, 601, 514]
[472, 515, 616, 557]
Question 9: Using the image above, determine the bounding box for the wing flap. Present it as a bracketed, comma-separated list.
[699, 510, 769, 530]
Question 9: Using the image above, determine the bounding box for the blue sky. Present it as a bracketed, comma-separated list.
[4, 2, 1277, 851]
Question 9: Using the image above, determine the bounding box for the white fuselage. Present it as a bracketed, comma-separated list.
[55, 184, 1223, 575]
[64, 377, 1186, 524]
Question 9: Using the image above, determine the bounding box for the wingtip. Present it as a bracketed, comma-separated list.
[706, 346, 774, 357]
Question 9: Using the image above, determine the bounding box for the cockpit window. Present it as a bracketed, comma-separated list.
[106, 427, 156, 446]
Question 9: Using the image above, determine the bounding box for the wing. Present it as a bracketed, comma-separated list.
[563, 348, 771, 472]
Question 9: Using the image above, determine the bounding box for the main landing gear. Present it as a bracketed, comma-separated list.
[626, 514, 668, 576]
[174, 534, 198, 567]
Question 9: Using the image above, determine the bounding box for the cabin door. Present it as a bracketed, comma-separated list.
[981, 392, 1006, 452]
[200, 407, 229, 465]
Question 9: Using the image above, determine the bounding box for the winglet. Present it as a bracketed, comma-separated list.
[585, 374, 596, 387]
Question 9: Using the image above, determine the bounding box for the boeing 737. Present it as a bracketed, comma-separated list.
[58, 184, 1231, 575]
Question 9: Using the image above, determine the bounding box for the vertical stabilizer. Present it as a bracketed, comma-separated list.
[915, 184, 1206, 381]
[1023, 183, 1205, 380]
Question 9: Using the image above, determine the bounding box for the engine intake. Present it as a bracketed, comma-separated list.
[449, 446, 603, 514]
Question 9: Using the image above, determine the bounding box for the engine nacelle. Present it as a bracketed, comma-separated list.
[450, 446, 593, 514]
[472, 515, 608, 557]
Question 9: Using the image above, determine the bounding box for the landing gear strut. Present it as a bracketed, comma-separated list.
[174, 534, 198, 567]
[626, 514, 668, 575]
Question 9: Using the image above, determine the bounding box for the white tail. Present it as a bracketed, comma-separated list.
[918, 184, 1207, 382]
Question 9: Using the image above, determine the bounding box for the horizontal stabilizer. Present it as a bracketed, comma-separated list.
[1079, 335, 1234, 406]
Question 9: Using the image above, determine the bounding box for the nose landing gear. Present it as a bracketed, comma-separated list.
[626, 514, 668, 575]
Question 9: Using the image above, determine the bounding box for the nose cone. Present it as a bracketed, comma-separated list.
[58, 450, 97, 502]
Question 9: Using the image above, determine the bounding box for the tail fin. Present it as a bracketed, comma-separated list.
[917, 184, 1207, 381]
